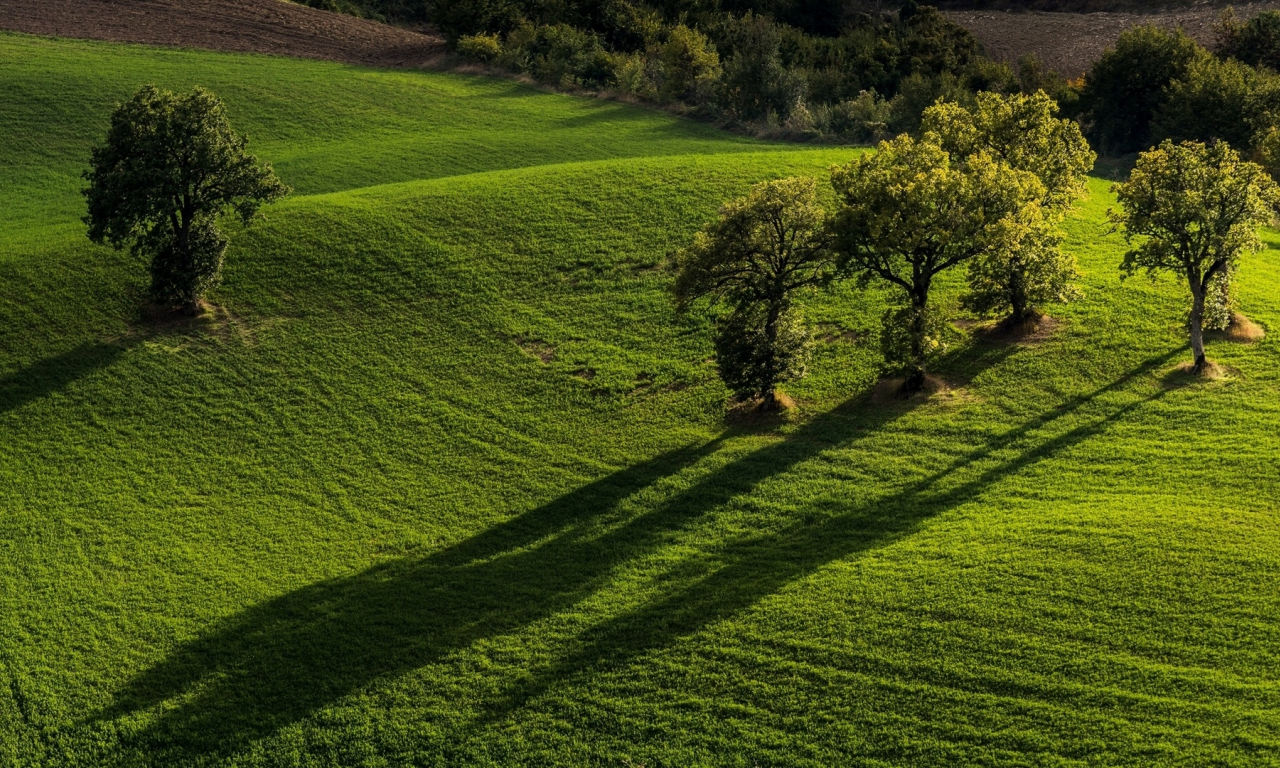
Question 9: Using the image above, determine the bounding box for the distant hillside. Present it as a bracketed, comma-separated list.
[0, 0, 445, 67]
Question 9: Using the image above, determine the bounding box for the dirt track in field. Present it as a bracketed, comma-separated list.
[945, 2, 1280, 77]
[0, 0, 446, 68]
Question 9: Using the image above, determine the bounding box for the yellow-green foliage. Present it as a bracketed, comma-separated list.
[923, 91, 1094, 320]
[1112, 139, 1280, 366]
[830, 134, 1046, 380]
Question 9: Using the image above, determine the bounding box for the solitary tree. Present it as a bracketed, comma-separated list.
[922, 90, 1095, 325]
[1111, 139, 1280, 373]
[674, 176, 835, 409]
[830, 134, 1045, 391]
[84, 85, 289, 314]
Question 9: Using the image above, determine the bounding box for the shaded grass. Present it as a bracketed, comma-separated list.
[2, 33, 1280, 767]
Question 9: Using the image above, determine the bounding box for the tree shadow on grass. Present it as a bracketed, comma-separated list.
[99, 349, 1180, 761]
[0, 342, 128, 415]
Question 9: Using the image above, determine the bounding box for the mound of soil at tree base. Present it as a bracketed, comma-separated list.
[0, 0, 446, 69]
[945, 1, 1280, 77]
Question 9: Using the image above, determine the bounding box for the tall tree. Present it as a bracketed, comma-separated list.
[84, 85, 289, 314]
[1111, 139, 1279, 373]
[922, 90, 1095, 325]
[674, 176, 835, 408]
[830, 134, 1044, 391]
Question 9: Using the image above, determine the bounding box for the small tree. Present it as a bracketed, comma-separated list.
[674, 176, 835, 408]
[923, 90, 1095, 325]
[830, 134, 1045, 391]
[658, 25, 720, 104]
[1111, 139, 1280, 372]
[84, 85, 289, 314]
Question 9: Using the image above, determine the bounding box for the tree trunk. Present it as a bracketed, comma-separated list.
[1188, 275, 1208, 373]
[903, 291, 928, 393]
[761, 301, 782, 408]
[1008, 265, 1030, 326]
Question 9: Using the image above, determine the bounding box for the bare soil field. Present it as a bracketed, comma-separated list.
[946, 2, 1280, 76]
[0, 0, 445, 68]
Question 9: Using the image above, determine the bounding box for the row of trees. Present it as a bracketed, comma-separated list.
[676, 91, 1279, 407]
[675, 90, 1093, 402]
[81, 84, 1279, 403]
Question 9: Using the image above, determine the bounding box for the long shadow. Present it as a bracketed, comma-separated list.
[0, 341, 129, 415]
[101, 349, 1178, 760]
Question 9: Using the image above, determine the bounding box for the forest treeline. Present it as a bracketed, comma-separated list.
[295, 0, 1280, 166]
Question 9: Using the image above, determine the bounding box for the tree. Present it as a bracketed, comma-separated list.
[84, 85, 289, 314]
[1217, 9, 1280, 72]
[830, 134, 1045, 391]
[1111, 139, 1280, 372]
[674, 176, 835, 408]
[1081, 26, 1205, 155]
[658, 24, 721, 104]
[922, 90, 1095, 324]
[1152, 55, 1258, 151]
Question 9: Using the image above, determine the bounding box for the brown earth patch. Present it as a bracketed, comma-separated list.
[725, 390, 799, 425]
[514, 337, 555, 363]
[1209, 311, 1266, 343]
[1165, 359, 1236, 383]
[123, 300, 267, 346]
[970, 312, 1063, 345]
[946, 3, 1280, 77]
[871, 375, 972, 405]
[815, 323, 865, 344]
[0, 0, 446, 69]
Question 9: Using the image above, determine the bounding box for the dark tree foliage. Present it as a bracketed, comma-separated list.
[713, 304, 811, 402]
[1080, 26, 1204, 155]
[1152, 56, 1258, 152]
[1217, 9, 1280, 72]
[674, 177, 835, 407]
[714, 13, 808, 119]
[84, 86, 289, 313]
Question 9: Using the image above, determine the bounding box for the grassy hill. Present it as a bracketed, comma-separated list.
[2, 31, 1280, 767]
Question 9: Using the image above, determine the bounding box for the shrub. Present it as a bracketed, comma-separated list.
[878, 303, 959, 376]
[714, 305, 811, 403]
[500, 23, 616, 89]
[457, 34, 503, 63]
[813, 90, 891, 143]
[714, 14, 807, 122]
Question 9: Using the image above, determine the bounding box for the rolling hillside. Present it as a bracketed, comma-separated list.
[2, 31, 1280, 766]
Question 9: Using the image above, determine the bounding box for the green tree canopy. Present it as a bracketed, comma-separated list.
[84, 85, 289, 313]
[830, 134, 1045, 391]
[1081, 26, 1205, 155]
[922, 90, 1094, 323]
[1111, 139, 1280, 372]
[673, 176, 835, 407]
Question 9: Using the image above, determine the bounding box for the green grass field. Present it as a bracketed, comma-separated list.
[2, 31, 1280, 767]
